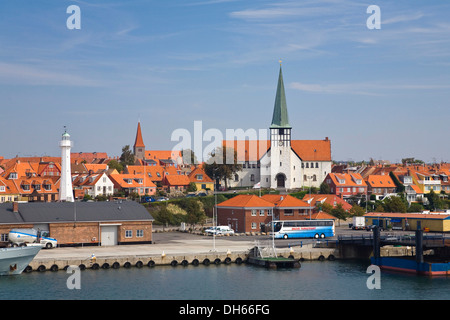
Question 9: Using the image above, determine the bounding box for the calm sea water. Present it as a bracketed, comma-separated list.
[0, 260, 449, 300]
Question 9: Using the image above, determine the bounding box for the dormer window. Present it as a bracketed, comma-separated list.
[196, 174, 203, 181]
[9, 173, 17, 180]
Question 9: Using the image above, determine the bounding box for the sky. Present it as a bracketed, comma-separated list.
[0, 0, 449, 163]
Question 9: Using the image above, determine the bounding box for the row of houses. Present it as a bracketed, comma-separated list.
[322, 163, 450, 203]
[0, 155, 214, 203]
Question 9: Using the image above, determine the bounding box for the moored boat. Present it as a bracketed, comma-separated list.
[0, 245, 43, 276]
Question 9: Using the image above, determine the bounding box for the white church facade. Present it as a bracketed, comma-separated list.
[223, 66, 332, 190]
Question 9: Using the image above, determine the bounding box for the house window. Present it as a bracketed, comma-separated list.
[0, 186, 5, 192]
[9, 173, 17, 179]
[284, 209, 293, 216]
[136, 230, 144, 238]
[259, 209, 264, 216]
[125, 230, 133, 238]
[267, 209, 272, 216]
[33, 184, 41, 191]
[234, 174, 239, 182]
[306, 163, 309, 168]
[316, 162, 319, 168]
[251, 222, 257, 229]
[250, 174, 255, 182]
[251, 209, 257, 216]
[196, 174, 203, 181]
[22, 184, 30, 191]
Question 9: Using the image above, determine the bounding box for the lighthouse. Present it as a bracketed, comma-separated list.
[59, 128, 74, 202]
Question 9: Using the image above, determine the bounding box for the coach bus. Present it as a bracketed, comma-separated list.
[267, 220, 335, 239]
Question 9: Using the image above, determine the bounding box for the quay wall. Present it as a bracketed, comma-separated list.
[26, 247, 341, 272]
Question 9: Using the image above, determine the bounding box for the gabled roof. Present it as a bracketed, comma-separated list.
[188, 167, 213, 183]
[311, 211, 337, 220]
[163, 174, 190, 186]
[261, 194, 310, 208]
[221, 138, 331, 162]
[0, 201, 153, 224]
[291, 139, 331, 161]
[109, 174, 156, 188]
[327, 173, 367, 187]
[217, 194, 275, 208]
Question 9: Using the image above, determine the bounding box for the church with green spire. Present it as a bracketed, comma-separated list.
[224, 65, 332, 190]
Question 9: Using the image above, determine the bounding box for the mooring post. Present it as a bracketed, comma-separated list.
[372, 225, 380, 265]
[415, 221, 424, 265]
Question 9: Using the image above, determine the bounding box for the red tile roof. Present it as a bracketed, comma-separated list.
[221, 138, 331, 162]
[217, 194, 275, 208]
[366, 175, 395, 188]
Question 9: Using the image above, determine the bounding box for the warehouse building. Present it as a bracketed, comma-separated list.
[364, 212, 450, 232]
[0, 201, 154, 246]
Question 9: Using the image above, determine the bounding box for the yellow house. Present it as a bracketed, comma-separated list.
[188, 167, 214, 191]
[410, 171, 441, 194]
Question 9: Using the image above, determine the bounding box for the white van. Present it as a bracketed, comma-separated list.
[205, 226, 235, 235]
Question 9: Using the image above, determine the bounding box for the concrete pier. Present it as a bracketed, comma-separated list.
[26, 236, 340, 272]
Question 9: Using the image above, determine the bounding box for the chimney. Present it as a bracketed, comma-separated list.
[13, 202, 19, 213]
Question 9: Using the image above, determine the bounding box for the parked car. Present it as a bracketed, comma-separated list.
[156, 197, 169, 201]
[366, 225, 384, 231]
[205, 226, 235, 235]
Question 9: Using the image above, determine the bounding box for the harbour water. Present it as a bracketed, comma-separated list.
[1, 260, 449, 300]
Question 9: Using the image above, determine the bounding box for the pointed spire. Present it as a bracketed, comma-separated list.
[270, 65, 291, 129]
[134, 121, 145, 148]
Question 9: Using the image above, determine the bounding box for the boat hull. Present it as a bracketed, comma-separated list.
[371, 257, 450, 276]
[0, 246, 42, 276]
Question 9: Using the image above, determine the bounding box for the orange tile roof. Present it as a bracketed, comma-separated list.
[188, 167, 213, 183]
[311, 211, 337, 220]
[291, 139, 331, 161]
[222, 140, 270, 162]
[328, 173, 367, 187]
[109, 173, 156, 188]
[145, 150, 182, 161]
[366, 175, 395, 188]
[302, 194, 352, 211]
[221, 138, 331, 162]
[217, 194, 275, 208]
[261, 194, 310, 208]
[163, 174, 190, 186]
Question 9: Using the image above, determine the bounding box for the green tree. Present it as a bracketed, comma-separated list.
[407, 202, 424, 213]
[349, 204, 365, 216]
[107, 159, 124, 173]
[330, 203, 349, 226]
[382, 196, 407, 213]
[187, 182, 197, 193]
[119, 145, 135, 166]
[319, 181, 331, 194]
[203, 146, 242, 190]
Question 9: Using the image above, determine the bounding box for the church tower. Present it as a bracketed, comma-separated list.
[269, 65, 292, 189]
[58, 128, 74, 202]
[133, 121, 146, 161]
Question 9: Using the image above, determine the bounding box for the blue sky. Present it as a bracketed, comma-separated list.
[1, 0, 449, 163]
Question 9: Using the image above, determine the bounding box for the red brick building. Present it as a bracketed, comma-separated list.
[217, 194, 311, 233]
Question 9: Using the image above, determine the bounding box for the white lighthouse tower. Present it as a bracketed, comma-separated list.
[59, 128, 74, 202]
